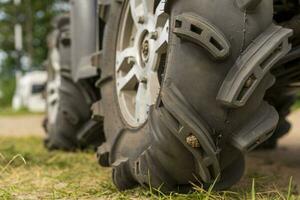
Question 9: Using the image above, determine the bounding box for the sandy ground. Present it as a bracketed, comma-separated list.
[0, 114, 44, 136]
[0, 112, 300, 190]
[242, 110, 300, 190]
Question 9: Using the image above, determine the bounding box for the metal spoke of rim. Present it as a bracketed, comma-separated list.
[116, 0, 169, 127]
[135, 83, 148, 121]
[130, 0, 146, 27]
[117, 64, 142, 92]
[149, 22, 169, 71]
[116, 47, 136, 72]
[142, 0, 155, 15]
[155, 0, 168, 28]
[151, 20, 169, 71]
[154, 20, 169, 54]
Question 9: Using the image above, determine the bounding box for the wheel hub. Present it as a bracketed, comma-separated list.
[141, 38, 150, 62]
[115, 0, 169, 127]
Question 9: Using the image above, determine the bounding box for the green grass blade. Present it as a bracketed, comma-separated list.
[287, 177, 293, 200]
[251, 178, 256, 200]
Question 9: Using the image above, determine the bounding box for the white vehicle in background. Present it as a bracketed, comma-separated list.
[12, 71, 47, 113]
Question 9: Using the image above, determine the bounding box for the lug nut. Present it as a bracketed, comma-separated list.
[141, 77, 148, 83]
[150, 31, 158, 40]
[138, 16, 145, 24]
[142, 40, 150, 61]
[186, 134, 201, 148]
[127, 57, 135, 64]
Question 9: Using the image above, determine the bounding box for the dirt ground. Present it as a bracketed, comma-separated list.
[0, 114, 44, 136]
[0, 112, 300, 190]
[241, 110, 300, 190]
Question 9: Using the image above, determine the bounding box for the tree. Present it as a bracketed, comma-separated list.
[0, 0, 68, 107]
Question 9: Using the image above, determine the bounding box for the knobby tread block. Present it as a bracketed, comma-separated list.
[217, 25, 293, 108]
[133, 146, 176, 190]
[91, 100, 104, 121]
[160, 79, 220, 183]
[97, 142, 110, 167]
[236, 0, 262, 10]
[159, 108, 213, 183]
[95, 75, 113, 88]
[173, 13, 231, 60]
[112, 157, 137, 190]
[230, 102, 279, 152]
[76, 120, 103, 147]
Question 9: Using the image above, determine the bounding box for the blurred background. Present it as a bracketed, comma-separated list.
[0, 0, 68, 113]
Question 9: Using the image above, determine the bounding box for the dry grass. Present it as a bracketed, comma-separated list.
[0, 136, 298, 200]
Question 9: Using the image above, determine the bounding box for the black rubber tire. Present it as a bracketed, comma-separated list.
[99, 0, 288, 192]
[258, 17, 300, 149]
[44, 16, 103, 151]
[259, 91, 296, 149]
[45, 77, 103, 151]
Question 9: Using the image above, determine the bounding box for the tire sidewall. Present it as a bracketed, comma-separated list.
[101, 0, 153, 162]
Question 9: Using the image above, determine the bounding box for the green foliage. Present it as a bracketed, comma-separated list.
[0, 0, 68, 108]
[0, 106, 40, 116]
[0, 77, 15, 107]
[0, 0, 68, 70]
[292, 94, 300, 110]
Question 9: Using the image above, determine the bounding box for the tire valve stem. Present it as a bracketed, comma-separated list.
[150, 31, 158, 40]
[186, 134, 201, 148]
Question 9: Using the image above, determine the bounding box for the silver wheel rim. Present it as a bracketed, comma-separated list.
[116, 0, 169, 127]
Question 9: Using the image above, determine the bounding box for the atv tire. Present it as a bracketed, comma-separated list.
[259, 91, 296, 149]
[44, 15, 103, 151]
[98, 0, 292, 192]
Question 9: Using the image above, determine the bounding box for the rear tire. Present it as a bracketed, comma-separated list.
[44, 15, 103, 151]
[99, 0, 292, 192]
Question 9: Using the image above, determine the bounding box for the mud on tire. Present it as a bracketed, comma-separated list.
[98, 0, 292, 191]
